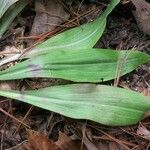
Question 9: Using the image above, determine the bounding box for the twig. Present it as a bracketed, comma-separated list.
[93, 136, 137, 147]
[0, 108, 30, 128]
[81, 121, 87, 150]
[14, 106, 34, 134]
[89, 125, 131, 150]
[5, 140, 28, 150]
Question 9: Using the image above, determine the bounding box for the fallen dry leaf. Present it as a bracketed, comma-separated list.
[24, 130, 81, 150]
[56, 131, 79, 150]
[26, 129, 60, 150]
[131, 0, 150, 35]
[30, 0, 70, 36]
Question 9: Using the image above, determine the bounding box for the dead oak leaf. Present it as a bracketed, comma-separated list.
[56, 131, 79, 150]
[26, 129, 60, 150]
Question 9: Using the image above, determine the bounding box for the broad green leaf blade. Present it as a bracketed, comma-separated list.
[0, 84, 149, 126]
[0, 0, 18, 19]
[0, 49, 149, 82]
[0, 0, 120, 65]
[0, 0, 28, 38]
[26, 0, 120, 57]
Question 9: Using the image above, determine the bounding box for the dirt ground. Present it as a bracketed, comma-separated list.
[0, 0, 150, 149]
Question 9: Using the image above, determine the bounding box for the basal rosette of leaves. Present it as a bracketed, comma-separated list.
[0, 0, 150, 126]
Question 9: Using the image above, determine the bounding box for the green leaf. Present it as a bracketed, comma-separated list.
[26, 0, 120, 57]
[0, 0, 28, 38]
[0, 0, 120, 65]
[0, 49, 149, 82]
[0, 0, 19, 19]
[0, 84, 149, 126]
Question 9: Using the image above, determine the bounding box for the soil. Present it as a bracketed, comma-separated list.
[0, 0, 150, 149]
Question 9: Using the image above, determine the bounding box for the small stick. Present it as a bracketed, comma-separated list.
[0, 108, 30, 128]
[14, 106, 34, 134]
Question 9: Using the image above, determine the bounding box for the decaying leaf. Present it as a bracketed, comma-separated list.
[24, 130, 81, 150]
[26, 129, 60, 150]
[131, 0, 150, 35]
[56, 132, 79, 150]
[30, 0, 70, 36]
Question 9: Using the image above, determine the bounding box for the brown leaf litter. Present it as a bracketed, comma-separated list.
[131, 0, 150, 35]
[20, 129, 80, 150]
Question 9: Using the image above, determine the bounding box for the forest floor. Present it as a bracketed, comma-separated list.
[0, 0, 150, 149]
